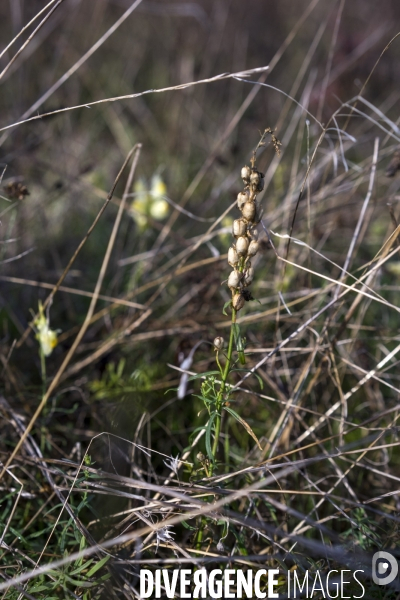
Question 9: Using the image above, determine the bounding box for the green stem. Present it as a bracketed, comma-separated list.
[195, 310, 237, 550]
[195, 517, 206, 551]
[210, 308, 237, 471]
[40, 349, 46, 397]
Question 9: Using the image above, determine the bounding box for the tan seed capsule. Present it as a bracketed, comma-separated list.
[232, 219, 247, 237]
[248, 240, 259, 257]
[241, 201, 256, 222]
[243, 267, 254, 286]
[250, 171, 261, 187]
[236, 236, 249, 256]
[232, 293, 245, 311]
[237, 191, 248, 210]
[228, 270, 242, 290]
[227, 246, 239, 267]
[248, 228, 259, 240]
[241, 165, 251, 182]
[213, 336, 224, 351]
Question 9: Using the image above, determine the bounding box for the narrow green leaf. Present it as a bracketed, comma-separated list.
[205, 412, 217, 460]
[70, 559, 94, 576]
[86, 554, 111, 578]
[224, 406, 262, 450]
[223, 300, 232, 315]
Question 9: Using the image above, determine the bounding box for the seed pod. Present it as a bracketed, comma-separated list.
[241, 165, 251, 182]
[236, 236, 249, 256]
[228, 246, 239, 267]
[243, 266, 254, 286]
[250, 170, 261, 189]
[241, 200, 256, 222]
[237, 191, 248, 210]
[232, 292, 245, 311]
[232, 219, 247, 237]
[248, 227, 259, 241]
[248, 240, 259, 257]
[213, 336, 224, 351]
[228, 269, 242, 290]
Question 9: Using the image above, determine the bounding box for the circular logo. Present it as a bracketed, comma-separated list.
[372, 551, 399, 586]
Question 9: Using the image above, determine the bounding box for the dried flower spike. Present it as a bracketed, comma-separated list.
[226, 130, 280, 312]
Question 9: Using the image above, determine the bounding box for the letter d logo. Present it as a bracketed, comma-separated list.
[372, 551, 399, 586]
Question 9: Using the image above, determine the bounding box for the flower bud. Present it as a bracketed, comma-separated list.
[248, 240, 259, 257]
[228, 270, 242, 290]
[241, 201, 256, 222]
[227, 246, 239, 267]
[232, 292, 245, 311]
[237, 191, 248, 210]
[236, 236, 249, 256]
[243, 266, 254, 286]
[213, 336, 224, 350]
[241, 165, 251, 182]
[232, 219, 247, 237]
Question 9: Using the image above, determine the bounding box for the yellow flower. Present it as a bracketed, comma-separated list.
[150, 174, 167, 198]
[34, 302, 58, 357]
[149, 197, 169, 220]
[130, 173, 169, 229]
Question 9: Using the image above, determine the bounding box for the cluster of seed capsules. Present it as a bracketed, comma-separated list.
[227, 164, 264, 311]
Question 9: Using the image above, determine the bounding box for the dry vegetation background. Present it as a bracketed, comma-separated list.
[1, 0, 400, 598]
